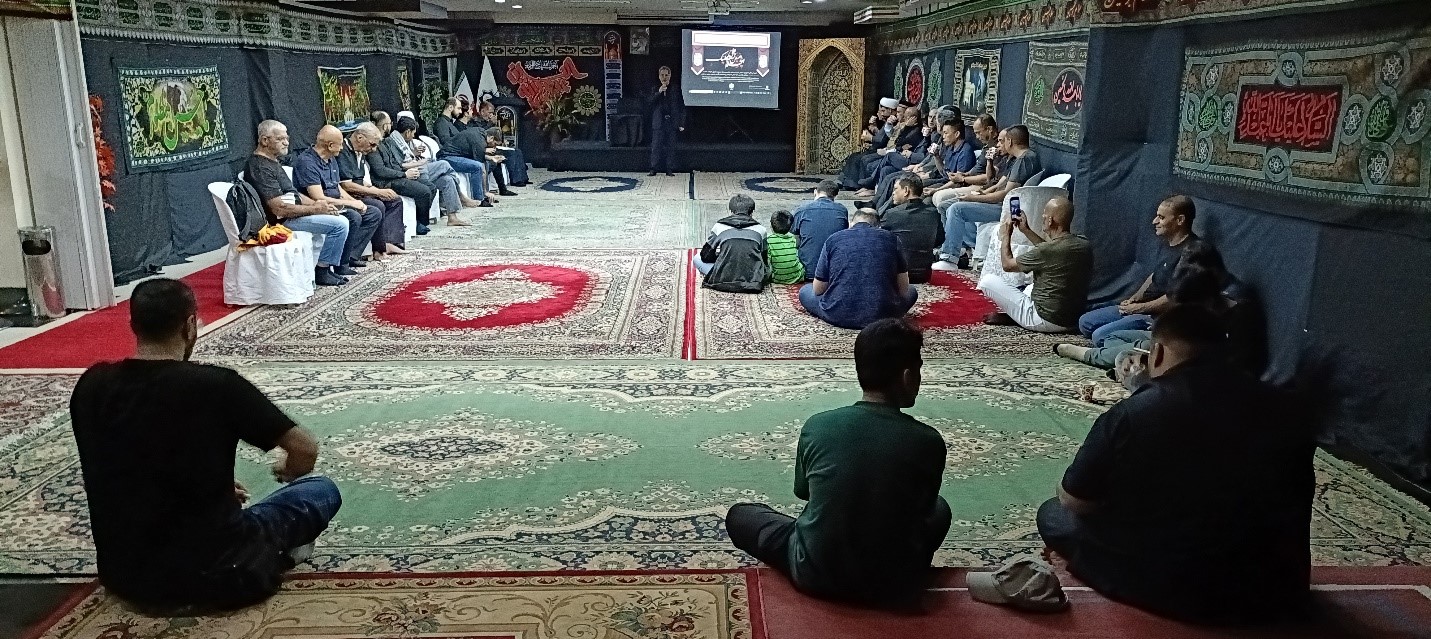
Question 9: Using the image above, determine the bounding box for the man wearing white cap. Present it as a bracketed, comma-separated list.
[838, 99, 901, 186]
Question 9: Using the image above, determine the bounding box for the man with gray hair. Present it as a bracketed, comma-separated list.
[244, 120, 352, 287]
[364, 116, 438, 235]
[338, 123, 406, 258]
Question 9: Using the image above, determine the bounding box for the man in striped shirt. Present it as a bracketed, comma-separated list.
[767, 210, 805, 284]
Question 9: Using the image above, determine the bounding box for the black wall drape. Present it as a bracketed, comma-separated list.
[82, 39, 415, 283]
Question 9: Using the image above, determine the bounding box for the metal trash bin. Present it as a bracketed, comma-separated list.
[19, 226, 66, 321]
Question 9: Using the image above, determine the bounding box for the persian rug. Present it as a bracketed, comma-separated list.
[692, 174, 850, 201]
[693, 271, 1065, 359]
[30, 571, 761, 639]
[192, 250, 686, 363]
[762, 566, 1431, 639]
[5, 362, 1431, 575]
[525, 169, 690, 200]
[418, 199, 704, 250]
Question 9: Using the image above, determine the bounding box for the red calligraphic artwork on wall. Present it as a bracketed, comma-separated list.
[1053, 69, 1084, 116]
[1234, 85, 1342, 152]
[906, 64, 925, 107]
[506, 57, 589, 114]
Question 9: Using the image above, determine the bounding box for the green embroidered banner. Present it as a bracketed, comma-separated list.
[1023, 42, 1088, 148]
[319, 66, 372, 133]
[1175, 33, 1431, 211]
[117, 65, 229, 173]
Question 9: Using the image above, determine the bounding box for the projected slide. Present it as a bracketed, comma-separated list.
[681, 30, 781, 109]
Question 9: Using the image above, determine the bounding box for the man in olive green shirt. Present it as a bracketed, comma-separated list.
[977, 196, 1091, 332]
[725, 319, 951, 606]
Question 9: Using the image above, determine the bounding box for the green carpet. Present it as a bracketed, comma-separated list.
[3, 361, 1429, 574]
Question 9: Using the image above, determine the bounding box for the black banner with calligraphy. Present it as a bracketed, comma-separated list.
[1175, 32, 1431, 216]
[1023, 42, 1088, 148]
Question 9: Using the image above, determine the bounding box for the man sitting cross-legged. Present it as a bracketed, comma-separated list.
[726, 318, 950, 607]
[878, 176, 945, 284]
[244, 120, 352, 287]
[790, 180, 849, 278]
[694, 194, 769, 293]
[292, 125, 382, 270]
[69, 279, 342, 615]
[933, 124, 1042, 271]
[1038, 304, 1313, 624]
[978, 196, 1091, 332]
[338, 123, 407, 259]
[799, 211, 918, 330]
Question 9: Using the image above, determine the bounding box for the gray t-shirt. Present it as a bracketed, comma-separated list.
[1017, 233, 1092, 328]
[1006, 149, 1043, 186]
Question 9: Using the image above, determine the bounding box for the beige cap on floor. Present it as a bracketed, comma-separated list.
[967, 556, 1070, 613]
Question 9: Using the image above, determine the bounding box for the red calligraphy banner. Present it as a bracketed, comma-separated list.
[1234, 84, 1343, 152]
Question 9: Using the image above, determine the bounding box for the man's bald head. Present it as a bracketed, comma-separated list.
[1044, 196, 1075, 231]
[312, 125, 344, 159]
[317, 125, 342, 144]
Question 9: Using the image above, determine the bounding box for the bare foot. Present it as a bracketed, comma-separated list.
[460, 197, 483, 208]
[446, 215, 472, 226]
[385, 244, 406, 254]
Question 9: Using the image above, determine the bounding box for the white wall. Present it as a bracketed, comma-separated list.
[0, 20, 34, 289]
[0, 16, 113, 308]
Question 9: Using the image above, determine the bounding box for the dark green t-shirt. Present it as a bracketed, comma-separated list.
[1017, 233, 1094, 328]
[788, 402, 948, 600]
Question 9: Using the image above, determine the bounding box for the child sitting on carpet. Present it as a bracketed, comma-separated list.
[766, 210, 806, 285]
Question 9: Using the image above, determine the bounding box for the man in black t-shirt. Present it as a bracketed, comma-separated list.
[878, 176, 945, 284]
[1038, 305, 1313, 624]
[1075, 195, 1201, 346]
[726, 319, 949, 606]
[69, 279, 342, 614]
[338, 123, 407, 258]
[244, 120, 353, 287]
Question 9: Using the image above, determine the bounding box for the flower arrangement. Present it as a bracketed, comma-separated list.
[530, 95, 582, 143]
[89, 95, 117, 212]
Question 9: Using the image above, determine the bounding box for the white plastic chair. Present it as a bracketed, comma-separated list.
[974, 185, 1070, 288]
[208, 182, 320, 306]
[1039, 173, 1072, 189]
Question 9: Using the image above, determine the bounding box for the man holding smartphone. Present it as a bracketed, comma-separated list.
[976, 196, 1091, 332]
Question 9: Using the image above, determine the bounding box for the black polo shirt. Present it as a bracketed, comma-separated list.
[1061, 358, 1314, 621]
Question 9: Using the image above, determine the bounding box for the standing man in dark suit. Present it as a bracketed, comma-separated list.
[648, 65, 685, 177]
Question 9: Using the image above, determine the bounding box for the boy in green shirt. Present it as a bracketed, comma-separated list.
[725, 318, 950, 606]
[766, 210, 806, 284]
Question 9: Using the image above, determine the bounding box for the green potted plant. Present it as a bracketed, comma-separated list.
[532, 96, 581, 148]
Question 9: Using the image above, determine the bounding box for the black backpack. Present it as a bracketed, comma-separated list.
[225, 180, 275, 242]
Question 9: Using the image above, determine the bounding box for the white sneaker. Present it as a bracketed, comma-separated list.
[288, 542, 315, 566]
[931, 260, 960, 272]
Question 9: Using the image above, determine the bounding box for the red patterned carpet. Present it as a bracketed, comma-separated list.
[0, 264, 234, 370]
[759, 567, 1431, 639]
[693, 270, 1067, 359]
[194, 249, 687, 362]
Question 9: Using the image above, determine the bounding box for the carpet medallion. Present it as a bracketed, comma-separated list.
[4, 363, 1430, 574]
[526, 170, 690, 200]
[692, 174, 847, 201]
[694, 271, 1063, 359]
[30, 571, 760, 639]
[193, 250, 685, 362]
[418, 200, 703, 250]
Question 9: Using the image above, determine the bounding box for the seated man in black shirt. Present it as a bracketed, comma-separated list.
[726, 318, 950, 607]
[878, 176, 945, 284]
[244, 120, 353, 286]
[1038, 304, 1313, 624]
[337, 123, 407, 259]
[69, 279, 342, 614]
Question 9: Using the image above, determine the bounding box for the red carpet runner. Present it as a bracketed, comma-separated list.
[760, 566, 1431, 638]
[0, 264, 234, 370]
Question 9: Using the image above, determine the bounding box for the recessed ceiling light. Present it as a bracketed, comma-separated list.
[494, 0, 504, 3]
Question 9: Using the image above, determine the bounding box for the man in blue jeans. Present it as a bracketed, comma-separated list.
[932, 125, 1042, 271]
[69, 279, 342, 615]
[1076, 195, 1200, 346]
[245, 120, 352, 287]
[800, 211, 917, 330]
